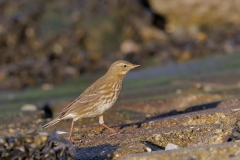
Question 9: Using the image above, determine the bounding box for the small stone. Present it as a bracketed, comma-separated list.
[0, 137, 6, 144]
[34, 135, 42, 146]
[165, 143, 179, 150]
[215, 121, 221, 124]
[154, 136, 160, 141]
[29, 143, 37, 149]
[145, 114, 152, 118]
[18, 146, 25, 152]
[26, 128, 36, 135]
[21, 104, 37, 112]
[55, 131, 68, 135]
[144, 146, 152, 152]
[40, 135, 48, 143]
[9, 128, 15, 133]
[114, 153, 120, 158]
[215, 129, 222, 134]
[25, 137, 33, 143]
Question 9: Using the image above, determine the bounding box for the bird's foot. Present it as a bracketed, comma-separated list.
[100, 123, 122, 138]
[108, 132, 122, 138]
[67, 136, 76, 143]
[106, 127, 122, 137]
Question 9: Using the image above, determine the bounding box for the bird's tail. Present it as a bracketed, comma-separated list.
[42, 117, 61, 129]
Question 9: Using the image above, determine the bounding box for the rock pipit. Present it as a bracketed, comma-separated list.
[42, 60, 140, 140]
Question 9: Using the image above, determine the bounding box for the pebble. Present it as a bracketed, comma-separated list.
[21, 104, 37, 112]
[144, 146, 152, 152]
[165, 143, 179, 150]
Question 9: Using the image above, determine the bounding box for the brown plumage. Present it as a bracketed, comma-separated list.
[42, 60, 140, 140]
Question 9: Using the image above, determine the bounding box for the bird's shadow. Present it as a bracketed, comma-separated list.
[119, 99, 223, 129]
[75, 144, 118, 160]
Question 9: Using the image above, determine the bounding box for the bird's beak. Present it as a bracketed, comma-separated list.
[130, 64, 141, 69]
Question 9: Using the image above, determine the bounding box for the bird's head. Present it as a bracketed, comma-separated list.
[107, 60, 140, 77]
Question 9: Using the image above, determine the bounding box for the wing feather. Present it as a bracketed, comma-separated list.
[58, 77, 104, 118]
[59, 91, 98, 117]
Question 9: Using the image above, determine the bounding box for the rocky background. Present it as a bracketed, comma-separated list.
[0, 0, 240, 89]
[1, 1, 240, 159]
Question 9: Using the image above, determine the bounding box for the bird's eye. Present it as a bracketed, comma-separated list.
[123, 65, 127, 68]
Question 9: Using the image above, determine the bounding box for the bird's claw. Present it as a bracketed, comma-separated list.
[68, 137, 76, 143]
[108, 132, 122, 138]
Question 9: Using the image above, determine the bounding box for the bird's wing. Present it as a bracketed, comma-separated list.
[58, 90, 99, 118]
[58, 76, 108, 119]
[77, 91, 98, 103]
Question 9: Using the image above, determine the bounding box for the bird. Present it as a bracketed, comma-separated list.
[42, 60, 140, 141]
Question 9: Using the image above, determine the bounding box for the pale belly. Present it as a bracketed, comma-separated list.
[68, 81, 122, 119]
[63, 98, 117, 120]
[88, 99, 116, 117]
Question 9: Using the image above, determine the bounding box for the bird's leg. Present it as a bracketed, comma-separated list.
[68, 119, 75, 142]
[99, 115, 121, 137]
